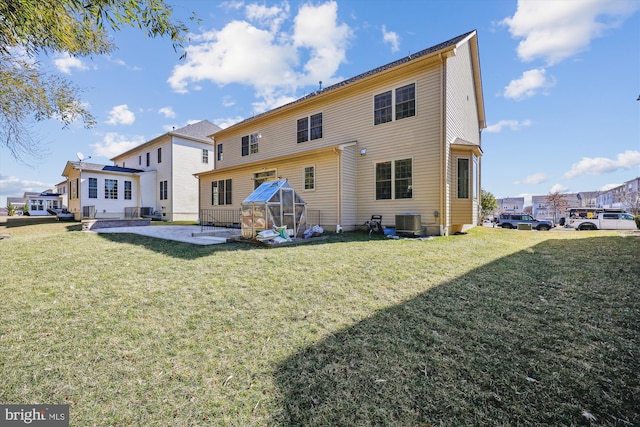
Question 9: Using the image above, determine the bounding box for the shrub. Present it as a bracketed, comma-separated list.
[635, 215, 640, 229]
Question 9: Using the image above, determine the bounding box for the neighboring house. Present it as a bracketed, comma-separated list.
[497, 197, 524, 215]
[6, 196, 28, 212]
[598, 176, 640, 213]
[62, 162, 147, 220]
[532, 191, 601, 222]
[6, 191, 62, 216]
[60, 120, 221, 221]
[111, 120, 220, 221]
[55, 180, 69, 210]
[195, 31, 485, 235]
[25, 190, 63, 216]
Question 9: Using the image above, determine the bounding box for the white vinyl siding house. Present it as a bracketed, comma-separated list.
[61, 121, 219, 221]
[110, 120, 220, 221]
[196, 31, 485, 235]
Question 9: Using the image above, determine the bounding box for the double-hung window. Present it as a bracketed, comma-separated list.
[374, 83, 415, 125]
[216, 144, 223, 161]
[105, 179, 118, 199]
[202, 148, 209, 164]
[241, 133, 259, 156]
[374, 91, 392, 125]
[146, 152, 150, 167]
[304, 166, 315, 190]
[160, 180, 168, 200]
[124, 180, 132, 200]
[88, 177, 98, 199]
[375, 159, 412, 200]
[211, 179, 232, 205]
[157, 147, 162, 163]
[297, 113, 323, 143]
[457, 158, 469, 199]
[395, 83, 416, 120]
[297, 118, 308, 143]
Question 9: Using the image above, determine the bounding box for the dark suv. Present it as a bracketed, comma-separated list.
[497, 213, 553, 231]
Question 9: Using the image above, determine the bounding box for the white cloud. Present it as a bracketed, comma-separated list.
[53, 54, 89, 74]
[214, 116, 246, 129]
[91, 133, 145, 158]
[564, 150, 640, 178]
[484, 119, 532, 133]
[514, 173, 547, 185]
[105, 104, 135, 125]
[246, 2, 290, 33]
[0, 174, 54, 199]
[549, 184, 568, 193]
[222, 96, 236, 107]
[167, 1, 352, 112]
[501, 0, 639, 65]
[503, 68, 555, 100]
[382, 25, 400, 53]
[107, 56, 142, 71]
[293, 1, 352, 86]
[158, 107, 176, 119]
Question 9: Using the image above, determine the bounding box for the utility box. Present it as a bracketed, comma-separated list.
[395, 213, 422, 234]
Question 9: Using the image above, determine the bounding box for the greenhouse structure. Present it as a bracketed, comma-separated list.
[241, 180, 307, 239]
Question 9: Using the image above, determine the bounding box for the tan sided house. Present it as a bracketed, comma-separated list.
[196, 31, 485, 235]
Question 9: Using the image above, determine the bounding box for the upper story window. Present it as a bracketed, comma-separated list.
[374, 91, 392, 125]
[241, 133, 260, 156]
[146, 152, 150, 167]
[374, 83, 415, 125]
[297, 113, 323, 143]
[105, 179, 118, 199]
[157, 147, 162, 163]
[138, 155, 142, 165]
[297, 118, 308, 143]
[88, 177, 98, 199]
[216, 144, 223, 161]
[202, 148, 209, 164]
[375, 158, 412, 200]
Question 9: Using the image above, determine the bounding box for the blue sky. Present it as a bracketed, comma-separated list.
[1, 0, 639, 207]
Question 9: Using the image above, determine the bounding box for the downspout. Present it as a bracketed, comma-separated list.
[196, 175, 201, 226]
[333, 147, 342, 230]
[439, 53, 447, 236]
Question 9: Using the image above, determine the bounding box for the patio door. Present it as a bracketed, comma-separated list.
[253, 170, 277, 189]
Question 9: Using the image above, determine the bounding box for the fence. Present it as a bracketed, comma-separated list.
[200, 208, 322, 232]
[200, 209, 241, 231]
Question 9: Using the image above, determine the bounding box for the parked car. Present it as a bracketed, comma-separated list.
[497, 213, 553, 231]
[567, 212, 637, 230]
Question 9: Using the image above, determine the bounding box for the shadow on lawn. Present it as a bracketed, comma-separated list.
[274, 236, 639, 426]
[94, 230, 383, 259]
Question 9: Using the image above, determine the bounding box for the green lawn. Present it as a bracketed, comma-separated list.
[0, 217, 638, 426]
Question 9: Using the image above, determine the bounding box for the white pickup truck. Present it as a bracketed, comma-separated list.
[567, 212, 637, 230]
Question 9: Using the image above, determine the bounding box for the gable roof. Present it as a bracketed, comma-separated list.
[213, 30, 482, 137]
[111, 120, 221, 161]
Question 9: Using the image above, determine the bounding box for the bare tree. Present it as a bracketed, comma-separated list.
[619, 184, 640, 215]
[545, 192, 570, 224]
